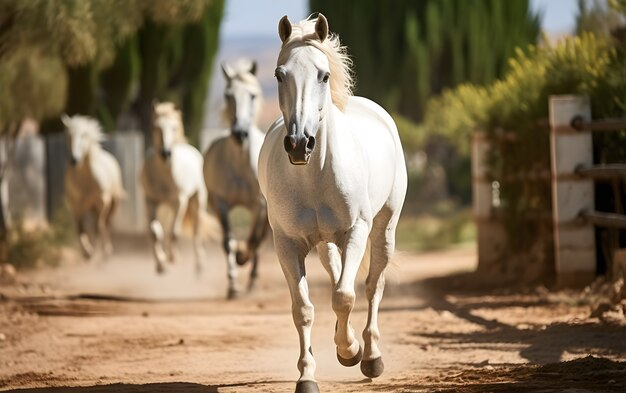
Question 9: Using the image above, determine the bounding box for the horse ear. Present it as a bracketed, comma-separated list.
[249, 60, 257, 76]
[278, 15, 292, 43]
[221, 63, 234, 80]
[315, 13, 328, 42]
[60, 114, 71, 127]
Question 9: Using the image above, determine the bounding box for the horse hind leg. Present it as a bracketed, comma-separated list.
[213, 197, 238, 299]
[360, 208, 398, 379]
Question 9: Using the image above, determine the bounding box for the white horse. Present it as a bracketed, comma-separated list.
[140, 102, 210, 274]
[203, 59, 268, 299]
[258, 15, 407, 393]
[62, 114, 125, 259]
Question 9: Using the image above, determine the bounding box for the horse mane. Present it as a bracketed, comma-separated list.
[221, 59, 264, 127]
[278, 15, 354, 112]
[65, 115, 105, 144]
[154, 102, 187, 143]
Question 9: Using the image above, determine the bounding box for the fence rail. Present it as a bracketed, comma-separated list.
[575, 164, 626, 180]
[570, 115, 626, 132]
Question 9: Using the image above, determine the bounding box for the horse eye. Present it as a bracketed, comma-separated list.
[322, 73, 330, 83]
[251, 94, 257, 101]
[275, 72, 283, 83]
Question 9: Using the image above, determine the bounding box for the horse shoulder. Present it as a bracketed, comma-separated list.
[90, 149, 124, 197]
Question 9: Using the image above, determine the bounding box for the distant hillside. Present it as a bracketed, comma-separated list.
[204, 34, 282, 135]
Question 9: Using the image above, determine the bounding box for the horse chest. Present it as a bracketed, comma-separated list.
[278, 189, 358, 242]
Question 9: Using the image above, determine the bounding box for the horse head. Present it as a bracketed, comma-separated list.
[152, 102, 185, 160]
[221, 59, 262, 147]
[61, 114, 104, 166]
[275, 13, 351, 165]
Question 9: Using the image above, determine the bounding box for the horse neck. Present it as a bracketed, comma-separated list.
[85, 141, 103, 162]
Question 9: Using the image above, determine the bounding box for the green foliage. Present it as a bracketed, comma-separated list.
[610, 0, 626, 14]
[0, 0, 222, 145]
[577, 0, 625, 37]
[396, 208, 475, 252]
[426, 32, 626, 257]
[309, 0, 540, 121]
[8, 207, 75, 269]
[0, 48, 67, 129]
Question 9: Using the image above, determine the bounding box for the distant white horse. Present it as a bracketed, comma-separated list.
[258, 15, 407, 393]
[62, 114, 125, 259]
[203, 59, 269, 299]
[140, 102, 209, 274]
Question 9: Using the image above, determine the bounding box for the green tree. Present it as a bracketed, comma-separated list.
[309, 0, 541, 121]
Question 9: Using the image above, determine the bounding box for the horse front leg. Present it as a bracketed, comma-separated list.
[96, 198, 113, 258]
[244, 199, 269, 292]
[275, 234, 318, 393]
[213, 197, 238, 299]
[76, 213, 94, 260]
[334, 218, 369, 368]
[188, 194, 205, 275]
[167, 195, 189, 263]
[146, 199, 167, 274]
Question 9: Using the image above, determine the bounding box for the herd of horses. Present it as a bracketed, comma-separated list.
[61, 14, 407, 393]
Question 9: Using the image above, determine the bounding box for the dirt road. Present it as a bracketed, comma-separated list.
[1, 236, 626, 392]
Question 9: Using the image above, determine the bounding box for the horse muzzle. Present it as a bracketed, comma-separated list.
[231, 129, 249, 146]
[284, 134, 315, 165]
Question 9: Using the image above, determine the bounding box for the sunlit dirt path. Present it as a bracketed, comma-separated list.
[1, 237, 626, 392]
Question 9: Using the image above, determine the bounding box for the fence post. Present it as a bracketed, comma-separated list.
[473, 132, 506, 271]
[549, 95, 596, 286]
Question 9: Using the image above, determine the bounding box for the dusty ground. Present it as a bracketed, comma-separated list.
[1, 236, 626, 392]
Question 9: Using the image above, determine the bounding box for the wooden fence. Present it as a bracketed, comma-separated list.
[550, 95, 626, 286]
[473, 95, 626, 286]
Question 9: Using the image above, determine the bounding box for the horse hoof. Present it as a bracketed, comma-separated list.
[295, 380, 319, 393]
[235, 250, 249, 266]
[227, 288, 240, 300]
[337, 345, 362, 367]
[360, 357, 384, 378]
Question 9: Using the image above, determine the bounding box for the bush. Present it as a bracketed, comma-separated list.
[417, 31, 626, 277]
[8, 207, 76, 269]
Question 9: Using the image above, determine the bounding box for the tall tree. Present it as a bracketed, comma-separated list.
[309, 0, 541, 121]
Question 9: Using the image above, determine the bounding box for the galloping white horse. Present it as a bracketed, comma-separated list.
[140, 102, 210, 274]
[203, 59, 268, 299]
[258, 15, 407, 393]
[63, 114, 125, 259]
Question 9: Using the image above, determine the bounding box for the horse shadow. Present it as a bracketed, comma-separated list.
[1, 381, 287, 393]
[387, 271, 626, 365]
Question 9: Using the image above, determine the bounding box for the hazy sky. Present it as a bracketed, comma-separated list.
[220, 0, 580, 39]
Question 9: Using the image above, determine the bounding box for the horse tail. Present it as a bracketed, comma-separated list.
[180, 202, 220, 242]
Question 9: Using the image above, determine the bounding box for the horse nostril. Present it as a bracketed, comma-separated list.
[306, 136, 316, 151]
[283, 135, 297, 152]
